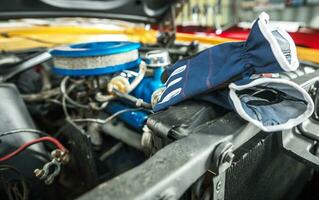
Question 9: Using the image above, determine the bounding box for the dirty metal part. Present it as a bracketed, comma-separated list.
[99, 143, 124, 161]
[157, 5, 177, 47]
[34, 149, 69, 185]
[58, 119, 99, 191]
[79, 113, 260, 200]
[280, 128, 319, 170]
[141, 125, 153, 154]
[0, 52, 51, 82]
[147, 101, 224, 140]
[34, 158, 61, 185]
[211, 142, 234, 200]
[279, 70, 319, 170]
[101, 121, 142, 150]
[22, 87, 60, 102]
[88, 122, 103, 148]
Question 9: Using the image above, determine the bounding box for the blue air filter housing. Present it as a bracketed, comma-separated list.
[50, 41, 141, 76]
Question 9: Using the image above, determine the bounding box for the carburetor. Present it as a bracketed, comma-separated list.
[50, 41, 170, 130]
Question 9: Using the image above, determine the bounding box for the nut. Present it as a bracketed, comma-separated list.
[34, 169, 45, 178]
[223, 151, 235, 163]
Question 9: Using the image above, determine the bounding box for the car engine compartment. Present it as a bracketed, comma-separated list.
[1, 39, 319, 200]
[0, 41, 201, 200]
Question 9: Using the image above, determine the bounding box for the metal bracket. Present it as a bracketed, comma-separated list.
[213, 172, 226, 200]
[280, 71, 319, 170]
[211, 142, 234, 200]
[280, 122, 319, 170]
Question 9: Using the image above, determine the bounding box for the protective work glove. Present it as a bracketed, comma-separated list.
[196, 77, 314, 132]
[152, 12, 314, 132]
[153, 12, 299, 112]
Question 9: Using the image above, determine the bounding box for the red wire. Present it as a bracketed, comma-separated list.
[0, 136, 66, 162]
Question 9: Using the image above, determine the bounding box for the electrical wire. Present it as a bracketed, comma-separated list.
[22, 88, 60, 102]
[112, 89, 152, 109]
[99, 143, 123, 161]
[90, 101, 111, 111]
[72, 108, 142, 124]
[0, 137, 66, 162]
[45, 99, 75, 108]
[95, 92, 115, 102]
[62, 95, 72, 120]
[0, 129, 48, 138]
[59, 67, 149, 123]
[60, 76, 89, 109]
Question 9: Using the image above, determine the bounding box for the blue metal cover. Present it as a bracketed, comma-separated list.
[50, 41, 141, 57]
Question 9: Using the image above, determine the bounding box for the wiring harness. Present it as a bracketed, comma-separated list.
[0, 129, 68, 185]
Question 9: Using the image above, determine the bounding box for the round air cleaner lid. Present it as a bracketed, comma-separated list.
[50, 41, 141, 76]
[51, 42, 141, 57]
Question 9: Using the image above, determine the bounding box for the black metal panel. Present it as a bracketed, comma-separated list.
[0, 84, 48, 198]
[0, 84, 48, 169]
[78, 113, 262, 200]
[225, 132, 311, 200]
[78, 103, 312, 200]
[147, 101, 226, 140]
[54, 119, 99, 199]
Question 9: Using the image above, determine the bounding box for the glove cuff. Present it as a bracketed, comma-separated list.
[229, 78, 313, 132]
[257, 12, 299, 72]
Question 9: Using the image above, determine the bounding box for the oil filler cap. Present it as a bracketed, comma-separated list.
[145, 50, 170, 67]
[50, 41, 141, 76]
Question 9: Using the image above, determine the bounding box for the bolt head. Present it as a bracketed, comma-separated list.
[216, 181, 221, 191]
[223, 151, 235, 163]
[34, 169, 45, 178]
[51, 149, 62, 158]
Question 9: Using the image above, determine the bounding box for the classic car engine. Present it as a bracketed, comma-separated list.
[1, 37, 319, 200]
[1, 0, 319, 199]
[0, 40, 202, 200]
[1, 6, 319, 200]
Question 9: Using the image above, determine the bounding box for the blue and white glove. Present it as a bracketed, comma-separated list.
[153, 12, 299, 112]
[196, 78, 314, 132]
[152, 12, 314, 132]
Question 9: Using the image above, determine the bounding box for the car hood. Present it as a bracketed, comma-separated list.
[0, 0, 182, 24]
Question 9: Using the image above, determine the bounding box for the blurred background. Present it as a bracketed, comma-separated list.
[176, 0, 319, 29]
